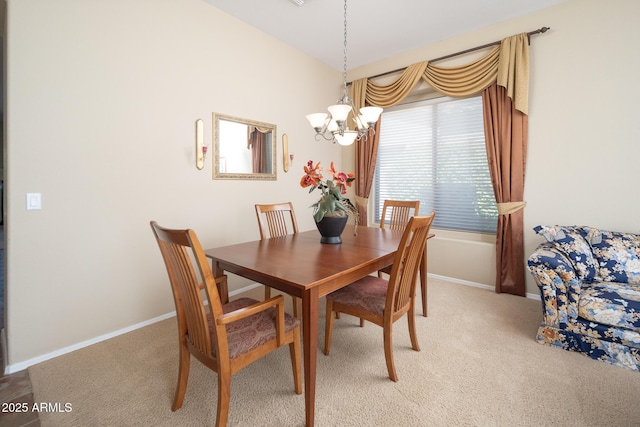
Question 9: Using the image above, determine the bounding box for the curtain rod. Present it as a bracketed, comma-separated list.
[347, 26, 550, 85]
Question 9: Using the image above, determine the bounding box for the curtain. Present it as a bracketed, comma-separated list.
[365, 62, 427, 107]
[497, 33, 530, 115]
[249, 129, 266, 173]
[422, 46, 499, 97]
[353, 78, 379, 223]
[248, 125, 273, 173]
[357, 33, 529, 113]
[482, 83, 528, 296]
[352, 32, 530, 295]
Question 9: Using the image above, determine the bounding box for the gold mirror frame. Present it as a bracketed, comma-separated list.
[212, 112, 277, 180]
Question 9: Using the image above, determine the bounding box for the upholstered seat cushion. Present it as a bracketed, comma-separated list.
[578, 282, 640, 332]
[326, 275, 390, 316]
[208, 297, 299, 360]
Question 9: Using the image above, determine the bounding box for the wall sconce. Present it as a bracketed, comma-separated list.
[283, 134, 290, 172]
[196, 119, 208, 170]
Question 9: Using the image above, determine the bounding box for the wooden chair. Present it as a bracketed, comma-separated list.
[378, 199, 431, 317]
[323, 212, 436, 382]
[150, 221, 302, 426]
[379, 200, 420, 232]
[255, 202, 300, 317]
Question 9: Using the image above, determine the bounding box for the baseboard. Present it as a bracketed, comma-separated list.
[428, 273, 541, 301]
[4, 277, 536, 373]
[1, 328, 7, 376]
[4, 311, 177, 374]
[4, 283, 264, 374]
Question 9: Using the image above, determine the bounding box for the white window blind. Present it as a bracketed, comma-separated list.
[374, 96, 497, 234]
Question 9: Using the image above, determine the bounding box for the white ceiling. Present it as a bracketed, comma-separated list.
[203, 0, 568, 70]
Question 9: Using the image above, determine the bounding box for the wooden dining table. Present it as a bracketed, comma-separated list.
[204, 225, 416, 426]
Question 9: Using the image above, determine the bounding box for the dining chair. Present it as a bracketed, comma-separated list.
[323, 212, 436, 382]
[150, 221, 302, 426]
[377, 199, 430, 317]
[378, 200, 420, 280]
[255, 202, 300, 317]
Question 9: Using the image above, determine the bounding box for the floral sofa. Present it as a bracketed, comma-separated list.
[527, 225, 640, 370]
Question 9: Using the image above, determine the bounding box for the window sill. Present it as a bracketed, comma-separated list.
[429, 228, 495, 244]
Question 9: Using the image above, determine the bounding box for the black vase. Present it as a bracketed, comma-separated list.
[315, 215, 348, 244]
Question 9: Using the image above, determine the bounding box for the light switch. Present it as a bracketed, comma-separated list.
[26, 193, 42, 210]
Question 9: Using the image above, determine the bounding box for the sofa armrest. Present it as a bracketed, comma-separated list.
[527, 243, 582, 328]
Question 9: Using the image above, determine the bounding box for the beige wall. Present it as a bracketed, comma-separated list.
[348, 0, 640, 295]
[5, 0, 640, 369]
[5, 0, 345, 368]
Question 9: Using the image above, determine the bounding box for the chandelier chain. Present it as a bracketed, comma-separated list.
[342, 0, 348, 96]
[304, 0, 382, 146]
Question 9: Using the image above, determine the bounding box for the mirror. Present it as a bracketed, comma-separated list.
[212, 112, 277, 180]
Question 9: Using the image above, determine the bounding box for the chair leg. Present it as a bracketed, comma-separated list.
[421, 282, 427, 318]
[324, 300, 335, 355]
[292, 296, 300, 319]
[216, 369, 231, 427]
[172, 341, 190, 411]
[408, 307, 421, 351]
[359, 318, 365, 327]
[383, 323, 398, 382]
[421, 250, 428, 317]
[289, 327, 303, 394]
[265, 286, 271, 300]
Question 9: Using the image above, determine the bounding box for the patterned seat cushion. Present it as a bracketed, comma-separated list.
[326, 275, 390, 316]
[208, 297, 299, 360]
[533, 225, 597, 282]
[585, 229, 640, 284]
[578, 282, 640, 332]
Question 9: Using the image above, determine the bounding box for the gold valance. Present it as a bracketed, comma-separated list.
[497, 33, 529, 115]
[365, 62, 427, 107]
[353, 32, 530, 115]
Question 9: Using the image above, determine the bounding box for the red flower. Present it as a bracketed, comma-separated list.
[300, 160, 322, 188]
[328, 162, 355, 194]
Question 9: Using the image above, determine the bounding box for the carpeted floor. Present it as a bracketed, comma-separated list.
[28, 278, 640, 426]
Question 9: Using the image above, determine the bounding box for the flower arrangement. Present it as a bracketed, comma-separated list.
[300, 160, 358, 223]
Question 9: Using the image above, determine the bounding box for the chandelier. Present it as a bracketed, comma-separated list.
[306, 0, 382, 146]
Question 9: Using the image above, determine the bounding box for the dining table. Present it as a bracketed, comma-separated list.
[204, 225, 419, 426]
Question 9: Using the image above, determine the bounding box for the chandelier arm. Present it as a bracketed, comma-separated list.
[320, 115, 332, 134]
[314, 132, 336, 143]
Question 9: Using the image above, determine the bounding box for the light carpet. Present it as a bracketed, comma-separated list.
[29, 278, 640, 426]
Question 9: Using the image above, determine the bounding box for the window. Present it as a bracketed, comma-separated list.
[374, 96, 497, 234]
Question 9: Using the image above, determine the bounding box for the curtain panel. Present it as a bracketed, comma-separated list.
[249, 130, 266, 174]
[482, 84, 528, 296]
[352, 32, 529, 295]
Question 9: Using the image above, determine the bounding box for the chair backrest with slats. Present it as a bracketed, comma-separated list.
[386, 212, 436, 314]
[255, 202, 299, 239]
[150, 221, 226, 361]
[380, 200, 420, 231]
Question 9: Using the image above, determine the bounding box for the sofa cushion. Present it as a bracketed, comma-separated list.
[578, 282, 640, 332]
[585, 229, 640, 284]
[534, 225, 597, 282]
